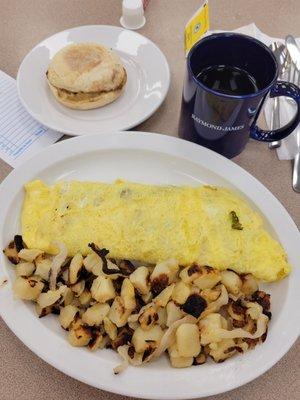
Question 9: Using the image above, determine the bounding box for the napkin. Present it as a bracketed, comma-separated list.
[207, 23, 300, 160]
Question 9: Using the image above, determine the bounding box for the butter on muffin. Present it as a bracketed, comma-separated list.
[46, 43, 127, 110]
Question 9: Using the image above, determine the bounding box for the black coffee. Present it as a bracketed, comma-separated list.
[196, 65, 259, 96]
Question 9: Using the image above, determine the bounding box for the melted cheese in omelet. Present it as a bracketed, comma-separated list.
[21, 179, 291, 282]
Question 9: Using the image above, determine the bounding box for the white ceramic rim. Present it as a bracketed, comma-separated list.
[16, 25, 170, 135]
[0, 132, 299, 399]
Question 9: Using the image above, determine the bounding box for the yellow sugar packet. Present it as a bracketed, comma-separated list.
[184, 0, 210, 56]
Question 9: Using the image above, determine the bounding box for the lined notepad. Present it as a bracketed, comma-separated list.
[0, 70, 63, 167]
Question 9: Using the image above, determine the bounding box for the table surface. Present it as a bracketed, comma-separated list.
[0, 1, 299, 399]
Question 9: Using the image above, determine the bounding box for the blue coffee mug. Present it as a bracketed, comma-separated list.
[178, 32, 300, 158]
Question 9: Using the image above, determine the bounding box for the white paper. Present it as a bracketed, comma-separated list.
[207, 23, 300, 160]
[0, 70, 63, 167]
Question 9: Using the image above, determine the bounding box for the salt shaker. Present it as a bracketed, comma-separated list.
[120, 0, 146, 30]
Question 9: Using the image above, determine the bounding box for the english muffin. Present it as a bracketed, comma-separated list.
[46, 43, 127, 110]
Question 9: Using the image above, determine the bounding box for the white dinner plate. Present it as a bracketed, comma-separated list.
[17, 26, 170, 135]
[0, 132, 299, 399]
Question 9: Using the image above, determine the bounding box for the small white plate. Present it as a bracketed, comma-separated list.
[17, 25, 170, 135]
[0, 132, 299, 399]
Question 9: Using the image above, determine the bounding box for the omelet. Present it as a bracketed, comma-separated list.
[21, 179, 291, 281]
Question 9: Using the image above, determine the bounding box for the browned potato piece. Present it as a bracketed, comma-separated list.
[220, 270, 242, 295]
[108, 296, 131, 327]
[35, 303, 55, 318]
[88, 331, 104, 351]
[194, 267, 221, 290]
[132, 325, 164, 353]
[176, 323, 201, 357]
[103, 317, 117, 340]
[16, 262, 35, 277]
[91, 276, 115, 303]
[166, 301, 183, 327]
[70, 280, 85, 297]
[209, 339, 236, 362]
[150, 259, 179, 295]
[180, 265, 221, 290]
[138, 305, 159, 331]
[18, 249, 43, 262]
[151, 259, 179, 283]
[35, 257, 52, 281]
[241, 274, 258, 296]
[199, 313, 223, 345]
[97, 334, 110, 350]
[4, 240, 20, 264]
[129, 266, 150, 295]
[79, 289, 92, 306]
[168, 343, 193, 368]
[111, 325, 134, 350]
[172, 281, 191, 304]
[82, 303, 110, 326]
[153, 284, 175, 307]
[13, 276, 44, 300]
[200, 288, 221, 303]
[179, 264, 200, 284]
[68, 319, 91, 347]
[61, 287, 74, 306]
[37, 285, 66, 308]
[83, 253, 102, 276]
[59, 305, 79, 329]
[120, 278, 136, 311]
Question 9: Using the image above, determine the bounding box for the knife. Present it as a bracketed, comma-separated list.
[285, 35, 300, 192]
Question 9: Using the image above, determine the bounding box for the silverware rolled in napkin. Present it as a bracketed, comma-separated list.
[286, 35, 300, 192]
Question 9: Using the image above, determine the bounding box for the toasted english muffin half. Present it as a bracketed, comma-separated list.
[46, 42, 127, 109]
[47, 43, 126, 92]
